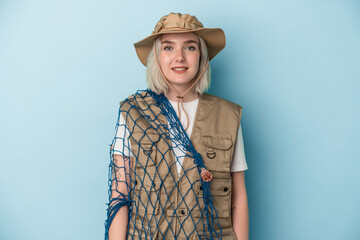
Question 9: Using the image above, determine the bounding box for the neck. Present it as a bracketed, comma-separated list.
[165, 89, 199, 102]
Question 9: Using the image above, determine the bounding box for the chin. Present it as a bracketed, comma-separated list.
[169, 80, 192, 86]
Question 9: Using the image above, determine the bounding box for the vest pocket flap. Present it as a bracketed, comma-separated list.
[211, 178, 231, 196]
[134, 176, 160, 191]
[202, 135, 233, 150]
[137, 130, 161, 144]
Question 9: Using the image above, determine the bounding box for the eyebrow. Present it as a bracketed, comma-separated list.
[161, 40, 199, 45]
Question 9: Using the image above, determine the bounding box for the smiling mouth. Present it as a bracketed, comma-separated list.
[172, 67, 188, 73]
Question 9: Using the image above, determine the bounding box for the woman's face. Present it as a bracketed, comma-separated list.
[159, 33, 200, 91]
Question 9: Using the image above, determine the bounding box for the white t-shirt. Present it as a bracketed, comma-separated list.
[113, 98, 248, 173]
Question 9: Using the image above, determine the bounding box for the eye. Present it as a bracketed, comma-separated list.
[163, 46, 172, 51]
[186, 46, 197, 51]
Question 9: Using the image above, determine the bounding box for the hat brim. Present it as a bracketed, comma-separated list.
[134, 28, 226, 66]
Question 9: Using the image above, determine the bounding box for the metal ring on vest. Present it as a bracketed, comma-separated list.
[143, 149, 153, 155]
[207, 151, 216, 159]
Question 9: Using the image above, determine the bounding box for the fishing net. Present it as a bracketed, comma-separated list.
[105, 90, 222, 239]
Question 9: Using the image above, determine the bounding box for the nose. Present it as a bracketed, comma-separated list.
[175, 49, 185, 62]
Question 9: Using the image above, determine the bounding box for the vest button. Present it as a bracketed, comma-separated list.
[223, 187, 229, 192]
[181, 210, 186, 215]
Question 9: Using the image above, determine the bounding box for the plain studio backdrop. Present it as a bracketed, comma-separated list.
[0, 0, 359, 239]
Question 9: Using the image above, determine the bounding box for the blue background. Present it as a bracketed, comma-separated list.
[0, 0, 359, 239]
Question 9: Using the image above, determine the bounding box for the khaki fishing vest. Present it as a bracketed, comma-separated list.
[121, 91, 242, 240]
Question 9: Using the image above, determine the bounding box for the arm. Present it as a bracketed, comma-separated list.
[109, 205, 128, 240]
[109, 154, 131, 240]
[231, 171, 249, 240]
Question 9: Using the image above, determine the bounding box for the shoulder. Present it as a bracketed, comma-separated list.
[201, 93, 242, 118]
[119, 90, 154, 109]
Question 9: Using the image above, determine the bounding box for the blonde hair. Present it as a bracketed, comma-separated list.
[146, 35, 211, 95]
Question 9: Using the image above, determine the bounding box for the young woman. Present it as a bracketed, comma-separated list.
[106, 12, 249, 240]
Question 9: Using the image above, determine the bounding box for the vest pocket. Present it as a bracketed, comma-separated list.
[129, 177, 160, 239]
[201, 134, 233, 172]
[133, 174, 160, 216]
[133, 130, 160, 169]
[135, 142, 157, 169]
[191, 228, 236, 240]
[194, 176, 232, 218]
[211, 177, 232, 218]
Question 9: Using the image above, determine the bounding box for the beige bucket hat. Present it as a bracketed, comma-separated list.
[134, 12, 226, 66]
